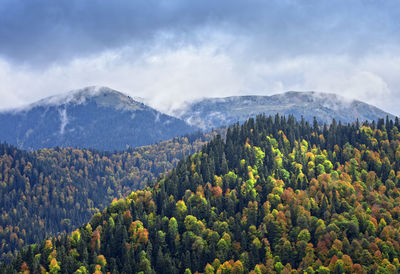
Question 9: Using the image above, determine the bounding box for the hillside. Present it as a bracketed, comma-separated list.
[2, 115, 400, 273]
[0, 130, 220, 262]
[0, 87, 196, 150]
[176, 91, 395, 130]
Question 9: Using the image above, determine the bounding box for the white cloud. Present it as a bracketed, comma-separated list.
[59, 108, 68, 135]
[1, 1, 399, 118]
[0, 40, 399, 116]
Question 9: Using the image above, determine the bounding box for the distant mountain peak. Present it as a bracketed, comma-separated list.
[0, 87, 196, 150]
[26, 86, 145, 112]
[176, 91, 394, 130]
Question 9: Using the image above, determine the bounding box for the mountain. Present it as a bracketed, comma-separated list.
[0, 86, 196, 150]
[176, 91, 395, 130]
[2, 115, 400, 273]
[0, 129, 220, 262]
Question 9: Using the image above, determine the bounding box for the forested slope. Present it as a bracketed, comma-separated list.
[2, 115, 400, 273]
[0, 130, 217, 262]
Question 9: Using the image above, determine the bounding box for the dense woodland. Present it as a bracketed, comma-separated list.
[0, 130, 219, 262]
[2, 114, 400, 273]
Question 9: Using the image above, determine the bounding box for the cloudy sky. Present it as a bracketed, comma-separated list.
[0, 0, 399, 115]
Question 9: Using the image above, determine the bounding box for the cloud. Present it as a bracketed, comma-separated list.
[1, 0, 400, 66]
[59, 108, 68, 135]
[0, 0, 399, 116]
[0, 42, 399, 116]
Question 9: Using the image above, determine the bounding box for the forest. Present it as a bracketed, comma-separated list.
[1, 114, 400, 273]
[0, 130, 218, 262]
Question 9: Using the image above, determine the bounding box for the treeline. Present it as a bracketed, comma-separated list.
[2, 114, 400, 273]
[0, 130, 219, 262]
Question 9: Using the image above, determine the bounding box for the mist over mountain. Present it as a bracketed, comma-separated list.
[0, 87, 196, 150]
[176, 91, 395, 130]
[0, 88, 395, 151]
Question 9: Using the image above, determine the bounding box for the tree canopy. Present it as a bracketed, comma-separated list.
[2, 114, 400, 273]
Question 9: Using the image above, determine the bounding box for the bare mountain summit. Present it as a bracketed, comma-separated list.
[175, 91, 395, 130]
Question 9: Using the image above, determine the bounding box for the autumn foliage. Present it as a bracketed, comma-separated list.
[1, 115, 400, 273]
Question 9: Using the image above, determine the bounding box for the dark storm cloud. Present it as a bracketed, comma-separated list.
[1, 0, 399, 66]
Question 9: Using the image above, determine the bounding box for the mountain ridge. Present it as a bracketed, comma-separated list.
[0, 87, 395, 150]
[0, 86, 196, 150]
[3, 86, 145, 113]
[175, 91, 395, 130]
